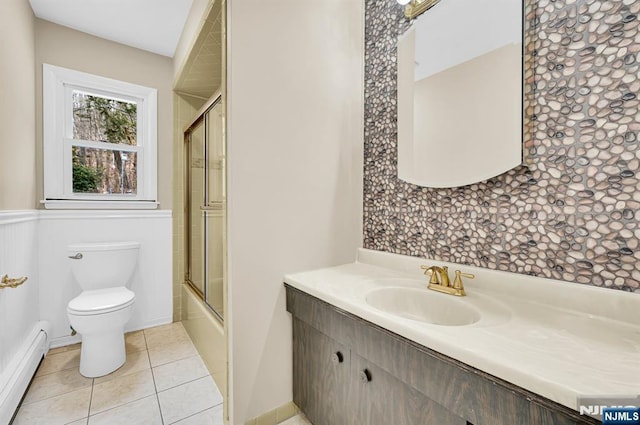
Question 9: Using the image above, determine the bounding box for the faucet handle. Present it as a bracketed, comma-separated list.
[453, 270, 474, 291]
[420, 265, 441, 285]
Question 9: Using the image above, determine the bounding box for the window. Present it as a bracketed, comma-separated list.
[43, 64, 157, 209]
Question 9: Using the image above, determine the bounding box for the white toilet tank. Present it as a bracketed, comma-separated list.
[68, 241, 140, 291]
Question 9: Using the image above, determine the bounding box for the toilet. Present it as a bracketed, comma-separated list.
[66, 241, 140, 378]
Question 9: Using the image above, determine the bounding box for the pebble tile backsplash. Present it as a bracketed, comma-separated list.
[363, 0, 640, 292]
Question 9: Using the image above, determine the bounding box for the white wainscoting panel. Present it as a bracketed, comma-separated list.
[38, 210, 173, 346]
[0, 211, 46, 423]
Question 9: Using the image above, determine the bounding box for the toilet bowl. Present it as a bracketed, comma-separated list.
[66, 241, 140, 378]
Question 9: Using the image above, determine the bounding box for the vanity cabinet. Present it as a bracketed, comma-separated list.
[293, 320, 464, 425]
[292, 319, 351, 425]
[286, 285, 599, 425]
[349, 353, 465, 425]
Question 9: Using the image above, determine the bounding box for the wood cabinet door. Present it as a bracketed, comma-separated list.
[292, 319, 350, 425]
[349, 354, 467, 425]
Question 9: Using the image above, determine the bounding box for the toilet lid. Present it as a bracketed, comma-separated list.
[68, 287, 135, 315]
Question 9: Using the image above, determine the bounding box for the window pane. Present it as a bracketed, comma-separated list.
[72, 147, 137, 194]
[72, 91, 137, 145]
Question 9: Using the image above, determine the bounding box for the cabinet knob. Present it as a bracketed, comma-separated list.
[359, 369, 372, 383]
[331, 351, 344, 364]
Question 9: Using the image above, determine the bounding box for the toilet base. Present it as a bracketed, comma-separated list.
[79, 328, 126, 378]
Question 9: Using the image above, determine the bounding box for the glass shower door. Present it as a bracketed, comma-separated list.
[205, 102, 225, 317]
[185, 96, 225, 321]
[187, 119, 206, 297]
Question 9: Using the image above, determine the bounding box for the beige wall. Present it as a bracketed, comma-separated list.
[227, 0, 364, 423]
[34, 19, 174, 209]
[0, 0, 36, 210]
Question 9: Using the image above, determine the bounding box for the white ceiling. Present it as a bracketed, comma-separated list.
[29, 0, 195, 58]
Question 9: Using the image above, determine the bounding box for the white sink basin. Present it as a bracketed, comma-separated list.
[366, 287, 481, 326]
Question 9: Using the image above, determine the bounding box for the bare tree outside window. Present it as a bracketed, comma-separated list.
[71, 91, 138, 194]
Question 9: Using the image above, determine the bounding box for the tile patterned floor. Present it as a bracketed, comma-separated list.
[13, 323, 223, 425]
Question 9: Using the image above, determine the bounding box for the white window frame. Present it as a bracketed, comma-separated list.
[42, 64, 158, 209]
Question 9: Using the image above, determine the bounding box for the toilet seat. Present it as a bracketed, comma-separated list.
[68, 287, 135, 316]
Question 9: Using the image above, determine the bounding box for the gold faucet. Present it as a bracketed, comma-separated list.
[420, 265, 474, 296]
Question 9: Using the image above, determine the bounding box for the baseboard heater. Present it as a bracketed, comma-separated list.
[0, 321, 51, 425]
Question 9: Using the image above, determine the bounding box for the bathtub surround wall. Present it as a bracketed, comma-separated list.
[364, 0, 640, 292]
[0, 0, 37, 210]
[38, 210, 173, 347]
[180, 284, 227, 403]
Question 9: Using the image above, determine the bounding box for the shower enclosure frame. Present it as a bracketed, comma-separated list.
[183, 92, 225, 322]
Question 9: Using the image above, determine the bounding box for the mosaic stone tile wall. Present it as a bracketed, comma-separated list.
[363, 0, 640, 292]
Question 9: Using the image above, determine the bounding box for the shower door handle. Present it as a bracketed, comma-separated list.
[200, 203, 224, 211]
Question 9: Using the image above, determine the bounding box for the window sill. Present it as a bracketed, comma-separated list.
[41, 200, 159, 210]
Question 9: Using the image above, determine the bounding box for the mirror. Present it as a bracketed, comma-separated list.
[398, 0, 524, 188]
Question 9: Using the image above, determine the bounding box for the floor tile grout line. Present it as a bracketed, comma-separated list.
[92, 365, 152, 387]
[88, 351, 155, 417]
[144, 327, 194, 344]
[34, 365, 81, 378]
[92, 351, 153, 386]
[151, 352, 201, 366]
[148, 341, 202, 368]
[47, 346, 80, 356]
[85, 378, 94, 425]
[144, 323, 212, 425]
[27, 350, 158, 406]
[21, 382, 94, 407]
[149, 354, 199, 369]
[43, 347, 81, 357]
[90, 385, 158, 416]
[87, 393, 160, 420]
[143, 329, 166, 425]
[31, 365, 85, 381]
[147, 322, 215, 419]
[146, 339, 197, 356]
[36, 348, 81, 377]
[166, 404, 220, 425]
[154, 395, 166, 425]
[155, 373, 212, 394]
